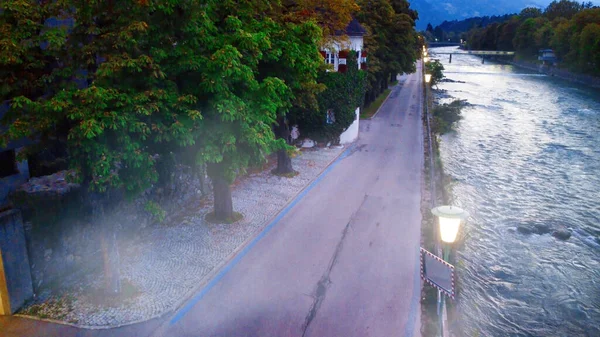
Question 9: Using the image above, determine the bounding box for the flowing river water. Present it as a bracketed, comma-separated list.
[430, 47, 600, 336]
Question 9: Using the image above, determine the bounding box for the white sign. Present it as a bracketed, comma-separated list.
[420, 247, 455, 299]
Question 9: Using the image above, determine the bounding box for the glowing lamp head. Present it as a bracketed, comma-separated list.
[425, 74, 432, 83]
[424, 56, 430, 63]
[432, 206, 469, 243]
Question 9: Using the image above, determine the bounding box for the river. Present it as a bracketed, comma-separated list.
[430, 47, 600, 336]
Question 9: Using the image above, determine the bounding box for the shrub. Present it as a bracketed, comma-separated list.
[433, 99, 467, 134]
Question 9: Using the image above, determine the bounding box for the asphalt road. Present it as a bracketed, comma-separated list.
[154, 63, 425, 337]
[0, 62, 424, 337]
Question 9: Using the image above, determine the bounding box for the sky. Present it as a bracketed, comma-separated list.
[412, 0, 600, 30]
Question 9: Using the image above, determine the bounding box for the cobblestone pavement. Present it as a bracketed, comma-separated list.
[17, 147, 345, 327]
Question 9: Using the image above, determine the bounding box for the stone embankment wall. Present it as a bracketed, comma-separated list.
[504, 59, 600, 89]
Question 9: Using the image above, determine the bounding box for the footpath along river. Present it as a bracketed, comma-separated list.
[430, 46, 600, 336]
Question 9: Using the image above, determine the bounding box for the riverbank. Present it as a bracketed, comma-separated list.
[499, 58, 600, 89]
[420, 82, 456, 337]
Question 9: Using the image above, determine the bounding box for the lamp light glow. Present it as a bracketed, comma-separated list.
[432, 206, 469, 243]
[425, 74, 432, 83]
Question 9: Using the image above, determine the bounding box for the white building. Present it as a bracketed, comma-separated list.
[319, 19, 367, 144]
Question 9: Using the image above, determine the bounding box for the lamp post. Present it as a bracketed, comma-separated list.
[424, 56, 430, 63]
[431, 205, 469, 260]
[431, 205, 468, 337]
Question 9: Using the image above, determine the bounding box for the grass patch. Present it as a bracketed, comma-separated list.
[389, 80, 398, 86]
[360, 89, 391, 119]
[19, 295, 75, 321]
[205, 211, 243, 224]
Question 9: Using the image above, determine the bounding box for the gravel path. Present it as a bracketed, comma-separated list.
[17, 146, 345, 327]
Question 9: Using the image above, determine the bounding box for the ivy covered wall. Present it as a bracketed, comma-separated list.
[293, 51, 366, 143]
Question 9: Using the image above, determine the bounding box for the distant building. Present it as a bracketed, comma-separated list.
[318, 19, 367, 144]
[538, 49, 557, 65]
[319, 18, 367, 73]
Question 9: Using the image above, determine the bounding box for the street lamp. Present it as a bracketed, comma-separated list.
[432, 205, 469, 263]
[423, 56, 430, 63]
[430, 205, 468, 336]
[432, 205, 469, 244]
[424, 74, 432, 84]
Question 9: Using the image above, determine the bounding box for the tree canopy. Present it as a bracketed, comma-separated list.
[356, 0, 419, 105]
[463, 1, 600, 76]
[1, 0, 420, 221]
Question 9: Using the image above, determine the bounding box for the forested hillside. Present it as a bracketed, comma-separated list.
[465, 0, 600, 75]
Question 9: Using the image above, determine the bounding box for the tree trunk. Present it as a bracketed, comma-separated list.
[197, 163, 210, 196]
[273, 115, 294, 175]
[207, 163, 233, 221]
[275, 149, 293, 174]
[92, 192, 121, 295]
[390, 72, 396, 83]
[100, 226, 121, 295]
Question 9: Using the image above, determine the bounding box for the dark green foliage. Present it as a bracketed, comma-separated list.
[432, 99, 467, 134]
[295, 52, 366, 142]
[429, 14, 516, 43]
[513, 18, 546, 57]
[520, 7, 543, 20]
[464, 2, 600, 76]
[357, 0, 419, 107]
[425, 59, 445, 87]
[544, 0, 591, 21]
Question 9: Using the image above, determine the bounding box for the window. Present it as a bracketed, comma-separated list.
[325, 52, 336, 65]
[0, 150, 18, 178]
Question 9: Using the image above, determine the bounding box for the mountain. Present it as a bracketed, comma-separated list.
[409, 0, 599, 30]
[436, 14, 516, 34]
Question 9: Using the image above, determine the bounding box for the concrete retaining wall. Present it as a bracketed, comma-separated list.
[340, 107, 360, 144]
[504, 59, 600, 89]
[0, 209, 33, 314]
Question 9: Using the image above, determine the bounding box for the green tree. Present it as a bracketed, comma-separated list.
[0, 1, 66, 146]
[356, 0, 419, 106]
[266, 0, 357, 175]
[496, 18, 520, 50]
[551, 20, 575, 60]
[578, 23, 600, 74]
[513, 18, 541, 57]
[520, 7, 543, 20]
[425, 59, 444, 87]
[263, 22, 324, 175]
[1, 0, 200, 294]
[544, 0, 583, 21]
[534, 21, 555, 49]
[295, 52, 365, 142]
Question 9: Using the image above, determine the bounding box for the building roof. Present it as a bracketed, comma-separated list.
[345, 18, 367, 36]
